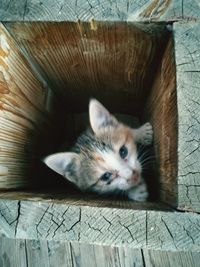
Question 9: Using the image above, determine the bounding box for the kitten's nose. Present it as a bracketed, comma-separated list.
[132, 170, 139, 181]
[127, 170, 140, 184]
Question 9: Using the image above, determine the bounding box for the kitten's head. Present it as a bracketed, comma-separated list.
[43, 99, 142, 194]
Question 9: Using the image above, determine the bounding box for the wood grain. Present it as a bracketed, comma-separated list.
[0, 197, 200, 252]
[0, 0, 200, 22]
[143, 248, 200, 267]
[1, 237, 200, 267]
[0, 24, 69, 189]
[174, 22, 200, 212]
[0, 23, 48, 188]
[0, 199, 19, 238]
[4, 21, 168, 114]
[0, 237, 27, 267]
[144, 35, 177, 206]
[0, 190, 172, 211]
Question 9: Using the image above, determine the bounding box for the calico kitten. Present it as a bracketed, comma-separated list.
[43, 99, 153, 201]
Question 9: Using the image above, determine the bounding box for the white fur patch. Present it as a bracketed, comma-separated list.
[43, 152, 77, 176]
[98, 149, 141, 179]
[127, 183, 148, 201]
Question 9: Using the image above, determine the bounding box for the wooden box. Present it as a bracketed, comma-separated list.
[0, 1, 200, 266]
[0, 21, 176, 204]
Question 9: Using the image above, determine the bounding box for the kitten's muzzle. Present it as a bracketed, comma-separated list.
[127, 170, 140, 185]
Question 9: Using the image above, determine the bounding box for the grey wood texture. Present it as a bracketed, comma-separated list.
[174, 22, 200, 212]
[1, 236, 200, 267]
[0, 0, 200, 22]
[1, 198, 200, 252]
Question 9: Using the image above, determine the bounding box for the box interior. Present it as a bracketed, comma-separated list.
[0, 22, 177, 209]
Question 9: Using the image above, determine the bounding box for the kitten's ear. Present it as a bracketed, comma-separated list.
[43, 152, 80, 182]
[89, 99, 118, 134]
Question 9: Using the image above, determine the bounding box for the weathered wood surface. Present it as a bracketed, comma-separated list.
[0, 24, 56, 189]
[4, 21, 168, 114]
[0, 23, 69, 189]
[0, 190, 171, 211]
[145, 35, 177, 206]
[1, 237, 200, 267]
[174, 22, 200, 213]
[0, 24, 47, 188]
[0, 0, 200, 22]
[0, 198, 200, 252]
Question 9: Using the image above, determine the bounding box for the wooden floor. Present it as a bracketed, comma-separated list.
[1, 237, 200, 267]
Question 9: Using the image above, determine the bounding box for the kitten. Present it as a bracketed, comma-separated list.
[43, 99, 153, 201]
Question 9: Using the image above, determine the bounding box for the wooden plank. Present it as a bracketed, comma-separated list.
[0, 0, 27, 21]
[0, 237, 27, 267]
[80, 206, 146, 246]
[144, 35, 177, 206]
[174, 22, 200, 212]
[14, 199, 147, 246]
[1, 236, 200, 267]
[0, 190, 172, 211]
[0, 199, 19, 238]
[0, 24, 65, 189]
[17, 201, 81, 241]
[147, 210, 200, 251]
[0, 0, 200, 22]
[70, 242, 144, 267]
[1, 198, 200, 252]
[48, 241, 73, 267]
[143, 248, 200, 267]
[25, 239, 50, 267]
[4, 21, 168, 114]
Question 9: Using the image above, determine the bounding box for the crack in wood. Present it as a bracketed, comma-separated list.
[24, 239, 29, 267]
[63, 208, 81, 234]
[118, 221, 134, 243]
[35, 205, 52, 238]
[69, 242, 75, 267]
[15, 200, 21, 237]
[23, 0, 28, 20]
[183, 225, 195, 244]
[145, 211, 148, 246]
[141, 249, 146, 267]
[88, 222, 103, 234]
[0, 205, 17, 227]
[179, 171, 200, 177]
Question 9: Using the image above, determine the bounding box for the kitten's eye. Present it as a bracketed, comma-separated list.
[119, 145, 128, 159]
[100, 172, 112, 181]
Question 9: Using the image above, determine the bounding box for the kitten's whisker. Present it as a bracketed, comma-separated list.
[138, 149, 153, 158]
[139, 152, 155, 159]
[140, 155, 156, 162]
[140, 156, 156, 166]
[141, 160, 156, 167]
[137, 144, 148, 153]
[142, 163, 156, 170]
[137, 147, 152, 156]
[138, 155, 155, 164]
[142, 162, 155, 166]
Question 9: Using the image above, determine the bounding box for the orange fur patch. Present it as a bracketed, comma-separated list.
[93, 154, 105, 162]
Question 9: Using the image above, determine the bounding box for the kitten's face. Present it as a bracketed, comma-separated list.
[88, 124, 142, 194]
[43, 99, 142, 194]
